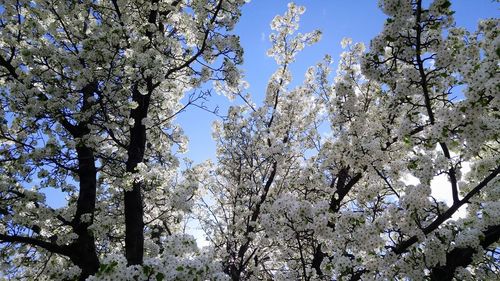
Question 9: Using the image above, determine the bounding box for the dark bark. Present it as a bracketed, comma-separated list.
[0, 143, 101, 280]
[430, 225, 500, 281]
[0, 234, 70, 256]
[307, 168, 363, 276]
[54, 81, 101, 280]
[120, 0, 224, 265]
[311, 244, 326, 277]
[124, 182, 144, 265]
[68, 145, 100, 280]
[124, 84, 150, 265]
[329, 168, 363, 213]
[121, 0, 160, 266]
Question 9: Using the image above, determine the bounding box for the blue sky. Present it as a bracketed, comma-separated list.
[179, 0, 500, 164]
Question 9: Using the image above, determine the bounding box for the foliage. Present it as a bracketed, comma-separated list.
[0, 0, 244, 280]
[0, 0, 499, 280]
[198, 1, 499, 280]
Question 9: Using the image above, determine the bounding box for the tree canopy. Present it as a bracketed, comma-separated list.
[0, 0, 499, 280]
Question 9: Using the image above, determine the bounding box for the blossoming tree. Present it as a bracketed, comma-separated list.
[199, 1, 499, 280]
[1, 0, 499, 280]
[0, 0, 244, 280]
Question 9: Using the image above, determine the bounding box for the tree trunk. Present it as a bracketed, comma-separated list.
[72, 145, 100, 280]
[124, 182, 144, 265]
[124, 84, 150, 265]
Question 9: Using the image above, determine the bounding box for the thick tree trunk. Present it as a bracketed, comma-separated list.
[72, 145, 100, 280]
[124, 85, 150, 265]
[124, 182, 144, 265]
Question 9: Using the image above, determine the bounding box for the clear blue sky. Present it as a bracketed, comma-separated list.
[179, 0, 499, 164]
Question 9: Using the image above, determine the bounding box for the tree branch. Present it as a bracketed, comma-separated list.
[429, 224, 500, 281]
[394, 164, 500, 254]
[0, 233, 70, 256]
